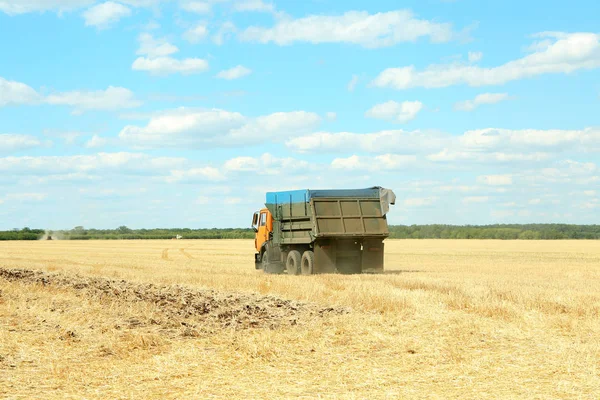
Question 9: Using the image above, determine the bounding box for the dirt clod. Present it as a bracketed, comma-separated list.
[0, 267, 348, 332]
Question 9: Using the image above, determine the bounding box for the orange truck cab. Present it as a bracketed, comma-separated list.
[251, 208, 272, 260]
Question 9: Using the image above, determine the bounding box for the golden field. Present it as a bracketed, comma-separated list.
[1, 239, 599, 399]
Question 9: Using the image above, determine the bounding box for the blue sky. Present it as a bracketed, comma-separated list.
[0, 0, 599, 229]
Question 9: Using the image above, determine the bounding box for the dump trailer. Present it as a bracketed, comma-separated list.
[251, 187, 396, 275]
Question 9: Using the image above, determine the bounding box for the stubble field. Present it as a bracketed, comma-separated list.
[1, 239, 599, 399]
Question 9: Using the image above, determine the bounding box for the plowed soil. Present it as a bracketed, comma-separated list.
[0, 267, 345, 334]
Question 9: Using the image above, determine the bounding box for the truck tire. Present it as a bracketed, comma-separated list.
[262, 249, 284, 274]
[301, 250, 314, 275]
[286, 250, 301, 275]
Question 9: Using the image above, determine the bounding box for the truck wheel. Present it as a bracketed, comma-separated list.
[301, 250, 314, 275]
[286, 250, 301, 275]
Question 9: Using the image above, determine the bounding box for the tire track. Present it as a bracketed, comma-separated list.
[179, 248, 194, 259]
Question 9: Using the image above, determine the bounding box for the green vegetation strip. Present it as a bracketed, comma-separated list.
[2, 224, 600, 240]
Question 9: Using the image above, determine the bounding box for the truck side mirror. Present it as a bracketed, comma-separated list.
[251, 211, 259, 232]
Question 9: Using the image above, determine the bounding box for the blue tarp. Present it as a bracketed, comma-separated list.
[266, 188, 381, 205]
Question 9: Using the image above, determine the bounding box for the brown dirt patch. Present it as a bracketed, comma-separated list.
[0, 267, 346, 334]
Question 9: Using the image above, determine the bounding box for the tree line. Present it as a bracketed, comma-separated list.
[1, 224, 599, 240]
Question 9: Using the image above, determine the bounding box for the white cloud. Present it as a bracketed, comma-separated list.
[216, 65, 252, 80]
[491, 210, 515, 219]
[404, 197, 438, 207]
[347, 75, 359, 92]
[0, 153, 186, 177]
[213, 21, 236, 45]
[286, 129, 449, 154]
[224, 153, 309, 175]
[166, 167, 225, 183]
[133, 33, 208, 75]
[468, 51, 482, 62]
[365, 100, 423, 123]
[529, 198, 542, 205]
[331, 154, 417, 171]
[325, 112, 337, 121]
[0, 77, 42, 106]
[427, 150, 550, 163]
[119, 108, 321, 149]
[232, 0, 274, 13]
[85, 135, 109, 148]
[46, 86, 141, 114]
[0, 0, 94, 15]
[454, 93, 510, 112]
[0, 134, 50, 153]
[240, 10, 455, 48]
[1, 77, 141, 113]
[83, 1, 131, 29]
[183, 23, 208, 43]
[132, 57, 209, 75]
[0, 0, 159, 15]
[4, 193, 48, 202]
[137, 33, 179, 58]
[477, 174, 513, 186]
[439, 185, 479, 193]
[180, 1, 211, 13]
[372, 32, 600, 89]
[584, 190, 597, 196]
[462, 196, 489, 204]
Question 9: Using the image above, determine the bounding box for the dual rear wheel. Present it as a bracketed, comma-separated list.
[286, 250, 314, 275]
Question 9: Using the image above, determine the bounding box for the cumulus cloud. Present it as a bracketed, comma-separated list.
[462, 196, 489, 204]
[0, 0, 94, 15]
[216, 65, 252, 80]
[232, 0, 274, 13]
[454, 93, 510, 111]
[1, 77, 142, 113]
[180, 1, 211, 13]
[331, 154, 417, 171]
[0, 77, 42, 106]
[166, 166, 225, 183]
[286, 129, 449, 154]
[213, 21, 236, 45]
[133, 33, 209, 75]
[83, 1, 131, 28]
[137, 33, 179, 58]
[477, 175, 513, 186]
[224, 153, 309, 174]
[132, 56, 209, 75]
[0, 0, 159, 15]
[46, 86, 141, 114]
[4, 192, 48, 202]
[183, 23, 208, 43]
[0, 134, 50, 154]
[372, 32, 600, 89]
[0, 153, 187, 178]
[119, 108, 321, 149]
[85, 135, 109, 148]
[365, 100, 423, 123]
[468, 51, 483, 62]
[404, 197, 438, 207]
[240, 10, 455, 48]
[347, 75, 359, 92]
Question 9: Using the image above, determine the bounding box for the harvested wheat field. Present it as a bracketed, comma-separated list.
[1, 239, 599, 399]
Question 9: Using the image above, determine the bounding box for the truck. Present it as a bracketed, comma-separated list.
[251, 187, 396, 275]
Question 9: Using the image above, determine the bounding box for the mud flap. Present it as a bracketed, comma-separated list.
[254, 253, 261, 270]
[361, 239, 384, 273]
[314, 240, 337, 274]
